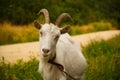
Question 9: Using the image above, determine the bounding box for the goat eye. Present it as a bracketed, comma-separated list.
[55, 35, 59, 40]
[40, 32, 43, 36]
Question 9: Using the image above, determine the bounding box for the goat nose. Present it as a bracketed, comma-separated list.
[42, 48, 50, 53]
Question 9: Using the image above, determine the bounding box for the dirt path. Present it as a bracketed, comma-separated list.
[0, 30, 120, 63]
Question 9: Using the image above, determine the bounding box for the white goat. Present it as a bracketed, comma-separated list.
[34, 9, 87, 80]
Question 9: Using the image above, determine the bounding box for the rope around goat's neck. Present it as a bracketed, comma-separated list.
[48, 54, 77, 80]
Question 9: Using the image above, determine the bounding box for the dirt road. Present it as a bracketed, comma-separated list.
[0, 30, 120, 63]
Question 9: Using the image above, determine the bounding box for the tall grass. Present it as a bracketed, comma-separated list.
[0, 22, 116, 45]
[83, 34, 120, 80]
[0, 22, 39, 45]
[0, 34, 120, 80]
[69, 22, 115, 35]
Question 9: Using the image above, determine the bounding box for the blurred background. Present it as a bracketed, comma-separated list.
[0, 0, 120, 26]
[0, 0, 120, 45]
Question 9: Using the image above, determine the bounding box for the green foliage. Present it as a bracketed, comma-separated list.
[0, 34, 120, 80]
[0, 0, 120, 28]
[82, 34, 120, 80]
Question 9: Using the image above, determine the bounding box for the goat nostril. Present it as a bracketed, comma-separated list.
[42, 49, 50, 53]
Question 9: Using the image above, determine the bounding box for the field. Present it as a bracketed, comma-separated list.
[0, 22, 116, 45]
[0, 34, 120, 80]
[0, 22, 38, 45]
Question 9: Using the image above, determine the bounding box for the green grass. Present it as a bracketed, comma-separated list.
[0, 34, 120, 80]
[0, 58, 43, 80]
[83, 34, 120, 80]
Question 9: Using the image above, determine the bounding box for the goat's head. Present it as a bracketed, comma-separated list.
[34, 9, 72, 60]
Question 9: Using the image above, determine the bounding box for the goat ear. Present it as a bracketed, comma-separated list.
[34, 21, 41, 29]
[60, 26, 70, 34]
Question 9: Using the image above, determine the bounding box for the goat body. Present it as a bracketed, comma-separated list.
[38, 33, 87, 80]
[34, 9, 87, 80]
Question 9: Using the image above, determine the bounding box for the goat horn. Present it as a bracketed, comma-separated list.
[55, 13, 73, 26]
[37, 9, 50, 23]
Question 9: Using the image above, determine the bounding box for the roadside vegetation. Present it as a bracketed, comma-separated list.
[0, 0, 119, 45]
[0, 34, 120, 80]
[0, 22, 38, 45]
[0, 22, 116, 45]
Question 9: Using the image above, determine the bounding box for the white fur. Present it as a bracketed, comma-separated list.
[38, 23, 87, 80]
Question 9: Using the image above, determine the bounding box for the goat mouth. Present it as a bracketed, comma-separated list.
[43, 54, 48, 57]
